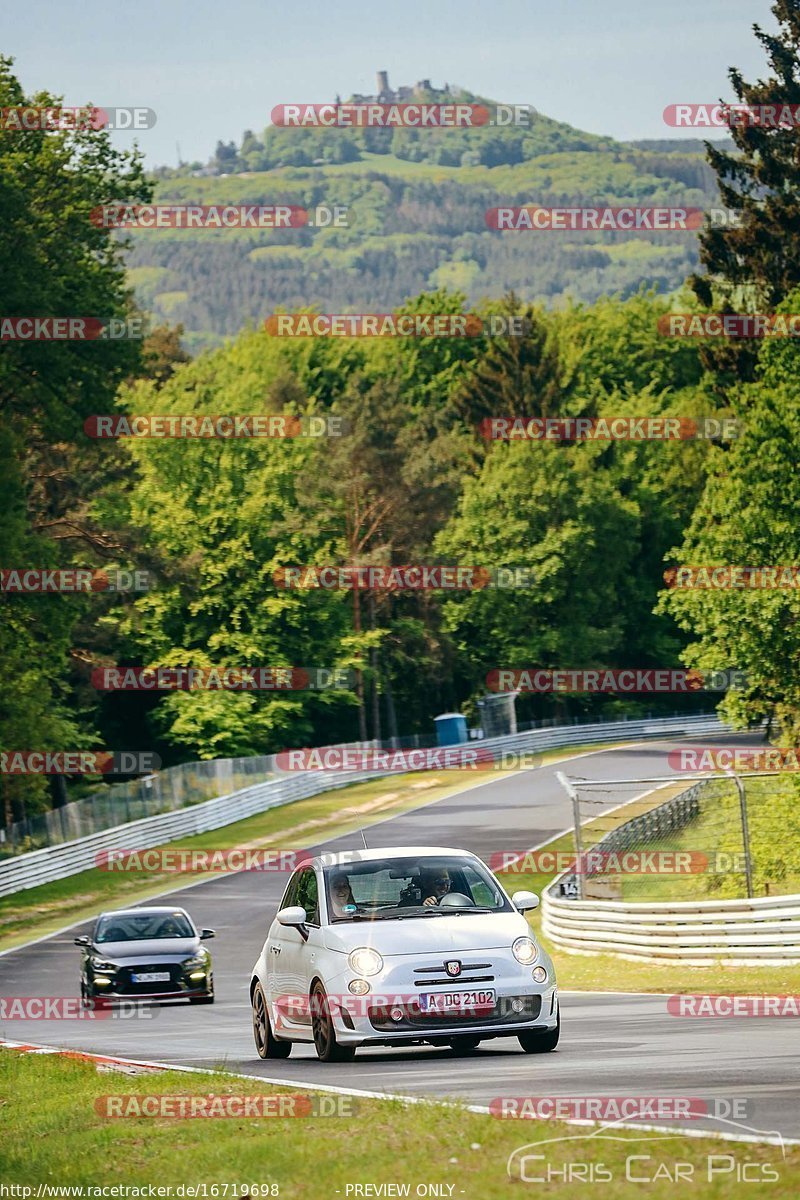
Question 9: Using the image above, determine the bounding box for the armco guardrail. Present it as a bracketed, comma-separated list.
[0, 712, 726, 898]
[0, 754, 277, 857]
[541, 889, 800, 965]
[542, 774, 800, 965]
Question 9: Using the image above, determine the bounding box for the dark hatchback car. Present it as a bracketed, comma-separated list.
[75, 906, 215, 1005]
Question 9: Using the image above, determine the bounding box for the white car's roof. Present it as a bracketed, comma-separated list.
[312, 846, 481, 868]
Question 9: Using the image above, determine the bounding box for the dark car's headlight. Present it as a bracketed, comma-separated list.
[182, 955, 208, 971]
[90, 956, 117, 972]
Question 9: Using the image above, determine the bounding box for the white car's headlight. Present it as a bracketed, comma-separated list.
[348, 947, 383, 976]
[512, 937, 538, 965]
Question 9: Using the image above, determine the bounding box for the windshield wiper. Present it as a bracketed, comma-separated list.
[342, 906, 499, 922]
[371, 907, 452, 919]
[386, 908, 453, 919]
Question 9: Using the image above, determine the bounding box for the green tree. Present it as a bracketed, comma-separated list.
[111, 330, 360, 758]
[659, 289, 800, 739]
[691, 0, 800, 311]
[435, 438, 641, 707]
[0, 57, 151, 815]
[448, 295, 562, 430]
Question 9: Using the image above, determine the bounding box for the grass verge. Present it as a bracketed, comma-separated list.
[1, 1049, 797, 1196]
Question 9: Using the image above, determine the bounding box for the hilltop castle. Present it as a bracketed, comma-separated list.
[346, 72, 454, 105]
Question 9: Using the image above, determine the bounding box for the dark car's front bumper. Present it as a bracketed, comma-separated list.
[86, 961, 212, 1000]
[88, 987, 210, 1003]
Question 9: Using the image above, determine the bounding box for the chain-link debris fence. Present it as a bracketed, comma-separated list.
[555, 770, 800, 901]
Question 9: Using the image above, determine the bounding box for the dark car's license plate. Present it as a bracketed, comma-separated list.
[131, 972, 170, 983]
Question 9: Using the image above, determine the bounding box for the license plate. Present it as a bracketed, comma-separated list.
[417, 989, 496, 1013]
[132, 972, 170, 983]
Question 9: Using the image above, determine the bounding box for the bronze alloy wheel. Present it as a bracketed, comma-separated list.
[252, 982, 291, 1059]
[310, 982, 356, 1063]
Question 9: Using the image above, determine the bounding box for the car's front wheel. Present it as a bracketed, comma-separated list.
[311, 983, 356, 1063]
[518, 1012, 560, 1053]
[252, 982, 291, 1059]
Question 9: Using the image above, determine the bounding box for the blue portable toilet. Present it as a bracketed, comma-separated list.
[434, 712, 468, 746]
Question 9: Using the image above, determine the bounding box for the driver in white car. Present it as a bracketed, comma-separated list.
[329, 872, 356, 917]
[419, 866, 451, 906]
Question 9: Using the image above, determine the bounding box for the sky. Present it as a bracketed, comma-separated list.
[5, 0, 778, 167]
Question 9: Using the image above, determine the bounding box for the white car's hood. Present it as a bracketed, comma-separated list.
[324, 911, 530, 956]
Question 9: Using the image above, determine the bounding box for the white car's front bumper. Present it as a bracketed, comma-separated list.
[320, 950, 558, 1046]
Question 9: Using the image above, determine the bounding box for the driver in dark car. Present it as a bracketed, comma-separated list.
[156, 916, 183, 937]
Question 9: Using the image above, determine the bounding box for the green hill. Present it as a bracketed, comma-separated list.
[129, 99, 722, 350]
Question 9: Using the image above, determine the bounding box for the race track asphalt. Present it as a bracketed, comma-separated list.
[2, 735, 797, 1144]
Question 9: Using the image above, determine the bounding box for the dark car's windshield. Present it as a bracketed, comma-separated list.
[95, 911, 195, 943]
[323, 856, 512, 922]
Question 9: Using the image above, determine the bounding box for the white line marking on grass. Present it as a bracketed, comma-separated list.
[1, 1038, 795, 1148]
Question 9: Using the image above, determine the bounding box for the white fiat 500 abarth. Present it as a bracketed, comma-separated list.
[250, 846, 559, 1062]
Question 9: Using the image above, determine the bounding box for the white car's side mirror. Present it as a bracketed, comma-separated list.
[512, 890, 539, 912]
[277, 905, 308, 928]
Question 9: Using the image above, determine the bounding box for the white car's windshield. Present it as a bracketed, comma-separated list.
[324, 856, 512, 922]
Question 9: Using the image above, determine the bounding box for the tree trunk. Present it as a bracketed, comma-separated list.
[384, 667, 399, 747]
[2, 781, 12, 832]
[50, 774, 69, 809]
[369, 593, 381, 743]
[352, 586, 368, 742]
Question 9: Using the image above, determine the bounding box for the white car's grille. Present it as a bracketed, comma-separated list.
[413, 961, 495, 985]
